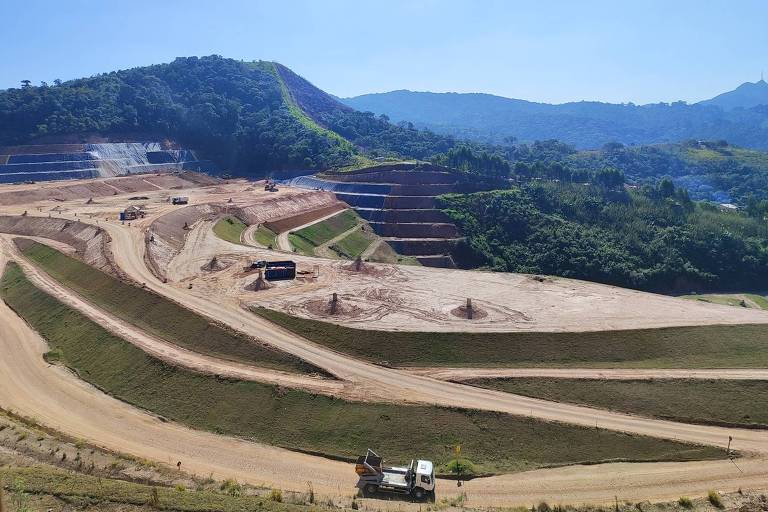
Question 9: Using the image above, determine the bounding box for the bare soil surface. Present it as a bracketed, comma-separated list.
[3, 176, 768, 506]
[2, 237, 343, 396]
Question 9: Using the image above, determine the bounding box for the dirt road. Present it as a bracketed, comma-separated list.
[407, 367, 768, 381]
[2, 237, 343, 396]
[2, 247, 768, 506]
[0, 254, 355, 497]
[81, 220, 768, 457]
[3, 196, 768, 504]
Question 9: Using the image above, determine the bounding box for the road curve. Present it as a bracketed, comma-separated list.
[1, 237, 343, 397]
[95, 218, 768, 456]
[1, 254, 767, 506]
[3, 222, 768, 504]
[406, 367, 768, 381]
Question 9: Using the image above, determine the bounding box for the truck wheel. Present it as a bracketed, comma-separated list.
[412, 488, 426, 501]
[363, 484, 378, 497]
[428, 490, 436, 503]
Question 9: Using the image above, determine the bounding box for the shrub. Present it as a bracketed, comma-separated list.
[219, 478, 242, 497]
[445, 458, 476, 476]
[707, 490, 723, 509]
[268, 489, 283, 503]
[678, 496, 693, 509]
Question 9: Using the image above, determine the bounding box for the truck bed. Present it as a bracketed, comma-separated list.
[381, 470, 409, 488]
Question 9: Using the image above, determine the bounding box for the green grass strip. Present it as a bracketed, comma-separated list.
[253, 225, 277, 248]
[16, 240, 312, 374]
[293, 210, 359, 247]
[287, 233, 316, 256]
[468, 378, 768, 429]
[213, 216, 247, 245]
[0, 263, 724, 474]
[1, 466, 297, 512]
[330, 229, 373, 259]
[253, 307, 768, 368]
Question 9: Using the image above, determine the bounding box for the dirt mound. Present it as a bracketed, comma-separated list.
[200, 255, 233, 273]
[341, 258, 392, 278]
[303, 295, 363, 318]
[450, 303, 489, 320]
[245, 271, 273, 291]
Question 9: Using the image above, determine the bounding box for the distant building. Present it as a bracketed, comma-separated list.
[718, 203, 739, 211]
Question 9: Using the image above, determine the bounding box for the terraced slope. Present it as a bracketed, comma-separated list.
[287, 163, 463, 267]
[0, 142, 215, 183]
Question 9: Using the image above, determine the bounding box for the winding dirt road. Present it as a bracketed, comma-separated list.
[1, 236, 343, 396]
[3, 211, 768, 505]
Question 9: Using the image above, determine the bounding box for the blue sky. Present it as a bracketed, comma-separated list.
[1, 0, 766, 104]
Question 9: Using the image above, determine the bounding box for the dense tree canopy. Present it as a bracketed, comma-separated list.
[439, 181, 768, 293]
[0, 56, 463, 174]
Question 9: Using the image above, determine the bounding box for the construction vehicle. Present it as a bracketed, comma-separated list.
[355, 449, 435, 501]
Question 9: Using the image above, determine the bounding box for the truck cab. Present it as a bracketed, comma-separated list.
[355, 449, 435, 501]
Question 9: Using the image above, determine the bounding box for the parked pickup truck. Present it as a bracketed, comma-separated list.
[355, 449, 435, 501]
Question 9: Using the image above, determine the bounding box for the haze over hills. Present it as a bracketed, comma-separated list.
[699, 79, 768, 110]
[342, 81, 768, 150]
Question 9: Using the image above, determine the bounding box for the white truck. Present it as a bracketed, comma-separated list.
[355, 449, 435, 501]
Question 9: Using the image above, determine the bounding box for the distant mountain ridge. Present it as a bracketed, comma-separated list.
[699, 79, 768, 110]
[342, 81, 768, 150]
[0, 56, 458, 175]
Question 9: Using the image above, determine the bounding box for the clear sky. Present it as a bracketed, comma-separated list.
[1, 0, 766, 104]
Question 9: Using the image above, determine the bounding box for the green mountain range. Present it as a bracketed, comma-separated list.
[0, 56, 455, 174]
[342, 82, 768, 150]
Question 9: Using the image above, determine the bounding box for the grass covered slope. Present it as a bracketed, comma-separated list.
[2, 466, 291, 512]
[468, 379, 768, 429]
[17, 240, 312, 374]
[212, 216, 247, 244]
[292, 210, 359, 247]
[0, 263, 724, 474]
[254, 225, 277, 248]
[253, 308, 768, 368]
[330, 228, 374, 259]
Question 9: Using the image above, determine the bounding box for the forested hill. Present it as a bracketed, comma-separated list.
[439, 181, 768, 294]
[699, 79, 768, 111]
[0, 56, 455, 174]
[342, 87, 768, 150]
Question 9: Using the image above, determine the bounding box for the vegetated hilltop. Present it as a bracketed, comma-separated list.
[699, 79, 768, 110]
[438, 179, 768, 294]
[0, 56, 457, 174]
[518, 139, 768, 204]
[342, 83, 768, 149]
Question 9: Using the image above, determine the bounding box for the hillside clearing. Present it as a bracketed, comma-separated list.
[252, 307, 768, 368]
[16, 240, 313, 374]
[0, 262, 724, 475]
[466, 378, 768, 429]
